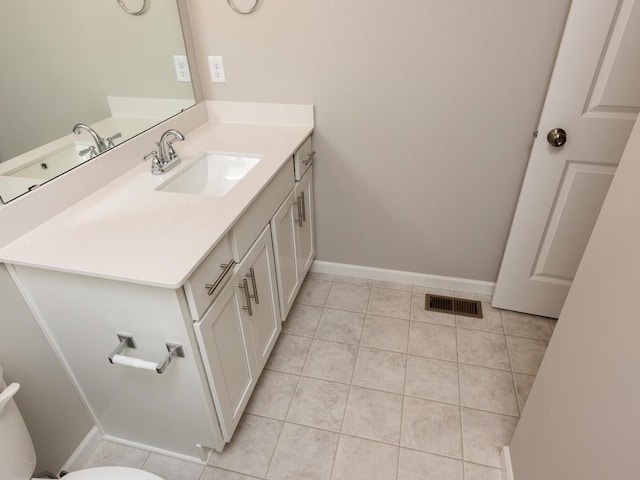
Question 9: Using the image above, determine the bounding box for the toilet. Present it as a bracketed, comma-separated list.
[0, 365, 163, 480]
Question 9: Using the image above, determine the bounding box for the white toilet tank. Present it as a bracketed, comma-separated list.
[0, 365, 37, 480]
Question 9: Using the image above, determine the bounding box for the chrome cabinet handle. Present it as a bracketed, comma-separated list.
[205, 260, 236, 296]
[302, 150, 316, 166]
[300, 191, 306, 223]
[245, 267, 260, 304]
[239, 279, 253, 316]
[292, 196, 303, 227]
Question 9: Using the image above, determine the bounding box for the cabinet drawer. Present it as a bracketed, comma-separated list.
[293, 136, 314, 181]
[184, 235, 234, 320]
[231, 159, 295, 260]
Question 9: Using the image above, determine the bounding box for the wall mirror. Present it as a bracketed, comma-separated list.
[0, 0, 196, 204]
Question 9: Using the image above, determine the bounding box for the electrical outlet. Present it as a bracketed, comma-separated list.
[173, 55, 191, 82]
[208, 56, 226, 83]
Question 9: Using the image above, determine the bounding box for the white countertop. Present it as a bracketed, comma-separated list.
[0, 114, 313, 288]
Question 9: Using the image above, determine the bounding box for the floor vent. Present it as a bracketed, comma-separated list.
[425, 294, 483, 319]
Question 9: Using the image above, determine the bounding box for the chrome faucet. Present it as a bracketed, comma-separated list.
[144, 129, 185, 175]
[73, 124, 108, 153]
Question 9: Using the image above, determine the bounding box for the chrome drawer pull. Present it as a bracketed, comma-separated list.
[302, 150, 316, 166]
[108, 334, 185, 374]
[245, 267, 260, 304]
[205, 259, 236, 296]
[239, 279, 253, 316]
[300, 191, 306, 223]
[293, 195, 303, 227]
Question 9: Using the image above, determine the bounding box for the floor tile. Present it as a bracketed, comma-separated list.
[457, 329, 510, 370]
[360, 315, 409, 353]
[342, 386, 403, 444]
[405, 355, 459, 405]
[286, 376, 349, 431]
[142, 453, 204, 480]
[502, 311, 553, 341]
[306, 272, 335, 282]
[459, 364, 519, 416]
[302, 339, 358, 383]
[209, 414, 282, 478]
[331, 435, 398, 480]
[267, 423, 338, 480]
[456, 303, 503, 334]
[325, 283, 371, 312]
[367, 288, 411, 319]
[201, 467, 259, 480]
[412, 285, 455, 296]
[454, 291, 493, 303]
[398, 448, 463, 480]
[352, 347, 406, 394]
[245, 370, 299, 420]
[265, 334, 312, 374]
[461, 408, 518, 468]
[296, 279, 332, 307]
[513, 373, 536, 413]
[282, 304, 322, 337]
[315, 308, 365, 345]
[408, 322, 457, 362]
[464, 462, 502, 480]
[401, 396, 462, 458]
[372, 279, 412, 291]
[506, 336, 548, 375]
[334, 275, 372, 286]
[84, 441, 149, 469]
[411, 293, 457, 326]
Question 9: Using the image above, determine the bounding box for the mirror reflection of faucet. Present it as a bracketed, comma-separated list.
[72, 124, 122, 156]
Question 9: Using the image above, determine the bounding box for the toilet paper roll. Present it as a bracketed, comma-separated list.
[111, 354, 157, 371]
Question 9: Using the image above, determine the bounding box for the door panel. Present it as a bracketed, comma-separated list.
[493, 0, 640, 317]
[271, 190, 300, 320]
[194, 278, 255, 441]
[296, 168, 315, 275]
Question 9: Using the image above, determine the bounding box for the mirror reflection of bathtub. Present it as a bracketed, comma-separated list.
[0, 0, 196, 204]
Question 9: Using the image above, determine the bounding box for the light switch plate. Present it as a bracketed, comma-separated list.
[208, 56, 226, 83]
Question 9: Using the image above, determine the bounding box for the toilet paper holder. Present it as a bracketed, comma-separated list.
[108, 333, 185, 374]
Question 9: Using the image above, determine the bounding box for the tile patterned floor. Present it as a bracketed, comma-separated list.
[82, 273, 556, 480]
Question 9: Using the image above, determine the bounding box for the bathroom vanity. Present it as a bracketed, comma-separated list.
[0, 103, 315, 461]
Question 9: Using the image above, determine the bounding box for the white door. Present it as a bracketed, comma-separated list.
[492, 0, 640, 318]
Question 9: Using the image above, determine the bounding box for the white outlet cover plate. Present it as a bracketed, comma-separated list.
[208, 56, 226, 83]
[173, 55, 191, 82]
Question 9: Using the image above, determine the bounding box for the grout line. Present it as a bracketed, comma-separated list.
[455, 321, 466, 480]
[503, 311, 522, 418]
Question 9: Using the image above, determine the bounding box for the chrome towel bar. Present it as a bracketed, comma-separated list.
[108, 334, 184, 374]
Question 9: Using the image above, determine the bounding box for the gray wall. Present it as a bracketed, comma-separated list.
[0, 264, 94, 473]
[508, 111, 640, 480]
[186, 0, 572, 282]
[0, 0, 192, 161]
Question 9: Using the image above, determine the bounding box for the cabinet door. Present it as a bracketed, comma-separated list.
[296, 168, 315, 276]
[240, 225, 282, 372]
[194, 274, 257, 441]
[271, 190, 301, 320]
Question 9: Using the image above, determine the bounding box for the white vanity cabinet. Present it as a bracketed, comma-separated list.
[4, 130, 315, 460]
[272, 167, 315, 319]
[194, 224, 281, 440]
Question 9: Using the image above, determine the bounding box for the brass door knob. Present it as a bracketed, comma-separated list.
[547, 128, 567, 148]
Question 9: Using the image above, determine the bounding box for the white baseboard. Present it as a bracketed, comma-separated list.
[311, 260, 495, 297]
[102, 435, 207, 465]
[501, 446, 515, 480]
[59, 426, 103, 474]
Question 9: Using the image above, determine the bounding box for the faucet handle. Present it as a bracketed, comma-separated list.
[106, 132, 123, 148]
[143, 150, 160, 163]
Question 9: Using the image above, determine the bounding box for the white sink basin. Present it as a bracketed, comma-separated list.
[159, 153, 261, 197]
